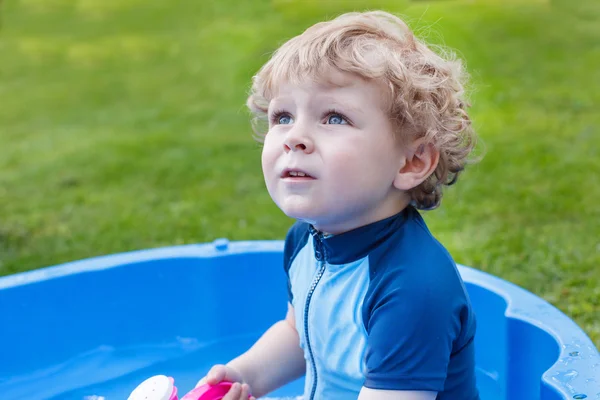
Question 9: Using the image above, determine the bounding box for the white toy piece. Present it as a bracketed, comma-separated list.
[128, 375, 176, 400]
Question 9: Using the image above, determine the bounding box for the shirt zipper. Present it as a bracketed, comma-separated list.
[305, 228, 326, 400]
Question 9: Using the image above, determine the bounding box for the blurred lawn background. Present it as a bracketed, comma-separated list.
[0, 0, 598, 346]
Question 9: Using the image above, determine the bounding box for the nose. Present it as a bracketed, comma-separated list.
[283, 125, 314, 154]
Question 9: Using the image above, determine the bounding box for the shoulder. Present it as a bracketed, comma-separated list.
[285, 220, 310, 243]
[367, 209, 464, 293]
[364, 209, 471, 330]
[359, 209, 477, 392]
[283, 220, 310, 273]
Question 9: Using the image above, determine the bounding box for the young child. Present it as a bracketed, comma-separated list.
[198, 10, 479, 400]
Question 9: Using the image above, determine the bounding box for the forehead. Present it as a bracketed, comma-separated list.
[270, 68, 390, 109]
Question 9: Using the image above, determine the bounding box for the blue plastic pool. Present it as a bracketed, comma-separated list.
[1, 239, 598, 399]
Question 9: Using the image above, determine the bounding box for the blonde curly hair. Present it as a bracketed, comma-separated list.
[246, 11, 478, 210]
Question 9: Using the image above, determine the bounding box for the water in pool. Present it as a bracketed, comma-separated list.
[3, 333, 303, 399]
[3, 332, 499, 400]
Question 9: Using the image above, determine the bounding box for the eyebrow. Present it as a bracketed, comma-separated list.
[268, 95, 365, 116]
[319, 98, 364, 116]
[268, 97, 290, 109]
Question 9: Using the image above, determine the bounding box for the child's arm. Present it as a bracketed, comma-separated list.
[198, 303, 305, 398]
[358, 387, 437, 400]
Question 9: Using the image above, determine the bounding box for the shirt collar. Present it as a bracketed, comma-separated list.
[308, 206, 415, 265]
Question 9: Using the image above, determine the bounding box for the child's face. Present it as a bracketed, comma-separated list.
[261, 69, 410, 234]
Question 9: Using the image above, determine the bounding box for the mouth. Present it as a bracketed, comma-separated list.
[281, 168, 316, 179]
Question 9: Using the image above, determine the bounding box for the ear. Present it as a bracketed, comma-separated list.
[393, 140, 440, 191]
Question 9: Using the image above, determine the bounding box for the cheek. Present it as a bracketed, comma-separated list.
[261, 137, 278, 173]
[326, 139, 398, 185]
[260, 147, 269, 172]
[368, 135, 402, 171]
[324, 148, 367, 188]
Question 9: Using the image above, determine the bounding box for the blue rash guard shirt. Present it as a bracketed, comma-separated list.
[283, 206, 479, 400]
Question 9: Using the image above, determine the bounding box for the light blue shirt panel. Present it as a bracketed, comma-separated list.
[287, 238, 315, 396]
[288, 237, 371, 399]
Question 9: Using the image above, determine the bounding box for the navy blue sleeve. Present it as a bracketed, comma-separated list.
[282, 221, 310, 302]
[363, 258, 467, 392]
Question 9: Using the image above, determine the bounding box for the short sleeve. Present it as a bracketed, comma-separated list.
[363, 271, 463, 392]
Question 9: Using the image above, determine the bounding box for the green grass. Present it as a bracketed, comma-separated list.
[1, 0, 599, 347]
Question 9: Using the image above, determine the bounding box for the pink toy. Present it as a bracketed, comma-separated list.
[181, 381, 246, 400]
[128, 375, 251, 400]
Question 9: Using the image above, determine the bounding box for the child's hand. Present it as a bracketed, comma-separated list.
[196, 364, 255, 400]
[221, 382, 254, 400]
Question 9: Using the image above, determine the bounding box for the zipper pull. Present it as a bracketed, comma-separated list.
[309, 226, 325, 262]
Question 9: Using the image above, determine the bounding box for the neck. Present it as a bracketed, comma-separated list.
[311, 196, 411, 236]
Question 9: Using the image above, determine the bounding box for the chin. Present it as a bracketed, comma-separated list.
[281, 208, 315, 222]
[278, 203, 321, 224]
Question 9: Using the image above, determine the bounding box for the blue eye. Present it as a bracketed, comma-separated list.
[277, 114, 293, 125]
[326, 114, 347, 125]
[269, 110, 294, 125]
[279, 115, 292, 124]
